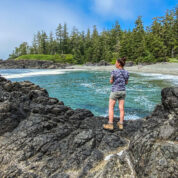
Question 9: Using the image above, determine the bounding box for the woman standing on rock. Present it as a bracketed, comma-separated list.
[103, 57, 129, 130]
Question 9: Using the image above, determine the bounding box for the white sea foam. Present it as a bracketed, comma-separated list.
[127, 88, 154, 92]
[80, 83, 94, 88]
[100, 112, 141, 120]
[95, 87, 110, 94]
[81, 83, 110, 94]
[133, 72, 178, 84]
[133, 95, 154, 111]
[125, 114, 141, 120]
[1, 69, 86, 79]
[3, 70, 65, 79]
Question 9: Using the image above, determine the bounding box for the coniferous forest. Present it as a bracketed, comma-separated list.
[9, 7, 178, 64]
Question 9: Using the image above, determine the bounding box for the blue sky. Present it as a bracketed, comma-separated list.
[0, 0, 177, 59]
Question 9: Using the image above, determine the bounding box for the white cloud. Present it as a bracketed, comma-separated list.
[92, 0, 135, 20]
[92, 0, 167, 21]
[94, 0, 114, 13]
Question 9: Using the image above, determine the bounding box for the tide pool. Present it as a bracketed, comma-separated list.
[1, 69, 177, 119]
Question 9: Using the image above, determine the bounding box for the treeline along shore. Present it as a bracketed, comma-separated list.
[7, 7, 178, 65]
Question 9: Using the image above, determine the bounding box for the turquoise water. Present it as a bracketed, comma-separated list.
[1, 69, 177, 119]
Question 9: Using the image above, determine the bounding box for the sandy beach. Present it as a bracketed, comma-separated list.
[66, 62, 178, 76]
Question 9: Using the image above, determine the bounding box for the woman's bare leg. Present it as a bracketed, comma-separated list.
[109, 99, 116, 123]
[119, 100, 125, 124]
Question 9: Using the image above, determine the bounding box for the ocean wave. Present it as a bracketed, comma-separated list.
[1, 69, 86, 79]
[80, 83, 94, 88]
[80, 83, 110, 94]
[95, 88, 110, 94]
[133, 72, 178, 84]
[127, 88, 155, 92]
[125, 114, 141, 120]
[133, 95, 154, 111]
[100, 112, 141, 120]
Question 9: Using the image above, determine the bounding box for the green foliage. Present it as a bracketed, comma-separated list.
[9, 6, 177, 63]
[168, 58, 178, 63]
[111, 58, 117, 65]
[15, 54, 76, 64]
[143, 50, 155, 63]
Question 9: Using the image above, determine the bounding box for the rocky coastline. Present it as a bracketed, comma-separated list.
[0, 76, 177, 177]
[0, 59, 67, 69]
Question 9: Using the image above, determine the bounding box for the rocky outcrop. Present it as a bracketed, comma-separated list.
[125, 61, 134, 67]
[0, 59, 67, 69]
[0, 76, 177, 178]
[97, 60, 110, 66]
[84, 60, 110, 66]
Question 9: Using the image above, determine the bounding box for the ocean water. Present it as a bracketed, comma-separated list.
[1, 69, 177, 120]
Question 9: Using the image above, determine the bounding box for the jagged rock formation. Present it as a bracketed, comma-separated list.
[0, 76, 177, 178]
[0, 59, 66, 69]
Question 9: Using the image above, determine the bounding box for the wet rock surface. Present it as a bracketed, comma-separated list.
[0, 76, 177, 178]
[0, 59, 67, 69]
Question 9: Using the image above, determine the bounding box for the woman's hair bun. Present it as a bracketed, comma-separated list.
[121, 57, 126, 62]
[117, 57, 126, 67]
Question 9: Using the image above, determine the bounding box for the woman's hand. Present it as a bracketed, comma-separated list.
[110, 76, 114, 84]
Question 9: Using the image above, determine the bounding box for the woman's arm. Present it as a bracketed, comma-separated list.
[110, 76, 114, 84]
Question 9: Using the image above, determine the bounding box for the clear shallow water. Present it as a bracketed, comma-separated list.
[1, 69, 177, 120]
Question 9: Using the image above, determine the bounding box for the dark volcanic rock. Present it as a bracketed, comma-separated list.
[125, 61, 134, 67]
[0, 76, 177, 178]
[0, 59, 66, 69]
[96, 60, 110, 66]
[84, 60, 111, 66]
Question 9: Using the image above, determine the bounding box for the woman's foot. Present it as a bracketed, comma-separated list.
[117, 122, 123, 130]
[103, 123, 114, 130]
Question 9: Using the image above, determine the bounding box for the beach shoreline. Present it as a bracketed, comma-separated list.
[66, 62, 178, 76]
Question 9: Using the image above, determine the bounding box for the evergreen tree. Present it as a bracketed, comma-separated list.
[56, 23, 63, 54]
[132, 16, 147, 63]
[62, 23, 69, 54]
[100, 31, 112, 62]
[31, 34, 38, 54]
[172, 7, 178, 58]
[19, 42, 28, 55]
[162, 10, 175, 57]
[146, 33, 167, 62]
[38, 31, 48, 54]
[91, 25, 100, 62]
[70, 27, 82, 63]
[48, 32, 58, 55]
[84, 28, 92, 62]
[109, 21, 122, 52]
[151, 17, 163, 37]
